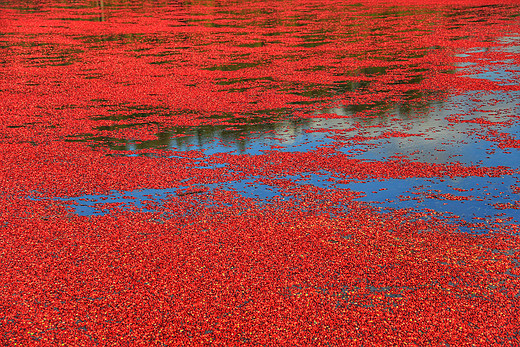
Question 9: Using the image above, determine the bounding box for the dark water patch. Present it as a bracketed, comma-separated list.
[205, 62, 260, 71]
[66, 118, 334, 155]
[67, 107, 325, 154]
[78, 33, 168, 45]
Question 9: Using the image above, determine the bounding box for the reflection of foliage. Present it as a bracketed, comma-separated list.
[79, 33, 168, 44]
[68, 82, 443, 151]
[67, 106, 311, 152]
[3, 0, 468, 152]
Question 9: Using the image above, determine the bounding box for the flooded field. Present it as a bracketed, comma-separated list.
[1, 0, 520, 344]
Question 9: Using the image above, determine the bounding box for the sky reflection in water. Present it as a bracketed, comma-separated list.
[4, 0, 520, 233]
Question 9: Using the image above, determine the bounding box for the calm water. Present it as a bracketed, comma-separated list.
[2, 0, 520, 232]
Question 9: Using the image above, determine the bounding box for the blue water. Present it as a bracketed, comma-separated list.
[32, 168, 519, 236]
[29, 42, 520, 234]
[41, 178, 284, 216]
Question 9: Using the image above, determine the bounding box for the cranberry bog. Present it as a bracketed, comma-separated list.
[1, 0, 520, 345]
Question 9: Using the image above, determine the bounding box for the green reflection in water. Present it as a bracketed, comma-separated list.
[66, 107, 311, 152]
[205, 62, 260, 71]
[64, 82, 439, 153]
[2, 0, 465, 153]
